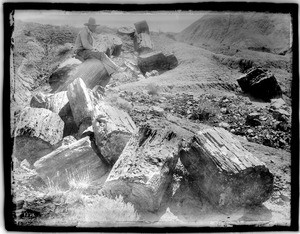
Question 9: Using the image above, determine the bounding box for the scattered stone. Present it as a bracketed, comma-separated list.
[237, 68, 282, 101]
[247, 129, 254, 134]
[246, 112, 261, 126]
[272, 109, 290, 121]
[150, 106, 164, 116]
[219, 122, 230, 129]
[20, 159, 31, 169]
[61, 135, 77, 146]
[34, 137, 109, 190]
[180, 127, 274, 209]
[220, 108, 228, 114]
[145, 70, 159, 78]
[270, 98, 286, 110]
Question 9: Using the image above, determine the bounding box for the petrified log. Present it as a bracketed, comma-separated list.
[13, 107, 64, 164]
[179, 127, 274, 209]
[92, 100, 137, 165]
[49, 57, 82, 92]
[50, 58, 110, 93]
[101, 119, 191, 212]
[30, 91, 78, 137]
[134, 20, 150, 34]
[137, 51, 178, 74]
[237, 67, 282, 101]
[67, 78, 94, 129]
[134, 33, 154, 54]
[34, 136, 109, 190]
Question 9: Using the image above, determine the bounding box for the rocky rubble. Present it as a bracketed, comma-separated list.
[120, 91, 291, 151]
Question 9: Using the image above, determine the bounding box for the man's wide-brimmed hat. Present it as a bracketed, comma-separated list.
[84, 17, 99, 26]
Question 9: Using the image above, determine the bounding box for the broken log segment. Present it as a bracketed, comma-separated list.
[101, 119, 192, 213]
[30, 91, 69, 114]
[34, 136, 109, 190]
[179, 127, 274, 209]
[134, 33, 154, 55]
[92, 99, 137, 165]
[30, 91, 78, 137]
[13, 107, 65, 164]
[134, 20, 150, 34]
[67, 77, 94, 128]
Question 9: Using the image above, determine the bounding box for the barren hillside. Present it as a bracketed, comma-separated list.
[176, 13, 291, 55]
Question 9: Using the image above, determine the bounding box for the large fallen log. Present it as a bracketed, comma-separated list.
[13, 107, 64, 164]
[34, 136, 109, 190]
[50, 58, 110, 93]
[101, 119, 191, 213]
[179, 127, 274, 209]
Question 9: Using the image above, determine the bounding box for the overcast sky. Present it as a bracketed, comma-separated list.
[14, 10, 206, 33]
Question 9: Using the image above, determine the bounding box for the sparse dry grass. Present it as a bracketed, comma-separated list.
[146, 83, 160, 96]
[105, 94, 133, 113]
[189, 99, 219, 121]
[20, 170, 140, 226]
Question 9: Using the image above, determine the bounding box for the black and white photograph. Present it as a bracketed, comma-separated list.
[3, 1, 298, 232]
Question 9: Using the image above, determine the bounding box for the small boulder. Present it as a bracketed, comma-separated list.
[270, 98, 286, 110]
[237, 68, 282, 101]
[150, 106, 164, 116]
[246, 112, 261, 126]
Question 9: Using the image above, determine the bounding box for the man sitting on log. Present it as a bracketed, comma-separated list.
[74, 17, 124, 75]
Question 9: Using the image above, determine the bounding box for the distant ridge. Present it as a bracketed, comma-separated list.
[176, 12, 291, 54]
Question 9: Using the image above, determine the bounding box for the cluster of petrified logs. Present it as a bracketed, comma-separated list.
[13, 20, 273, 215]
[14, 76, 274, 214]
